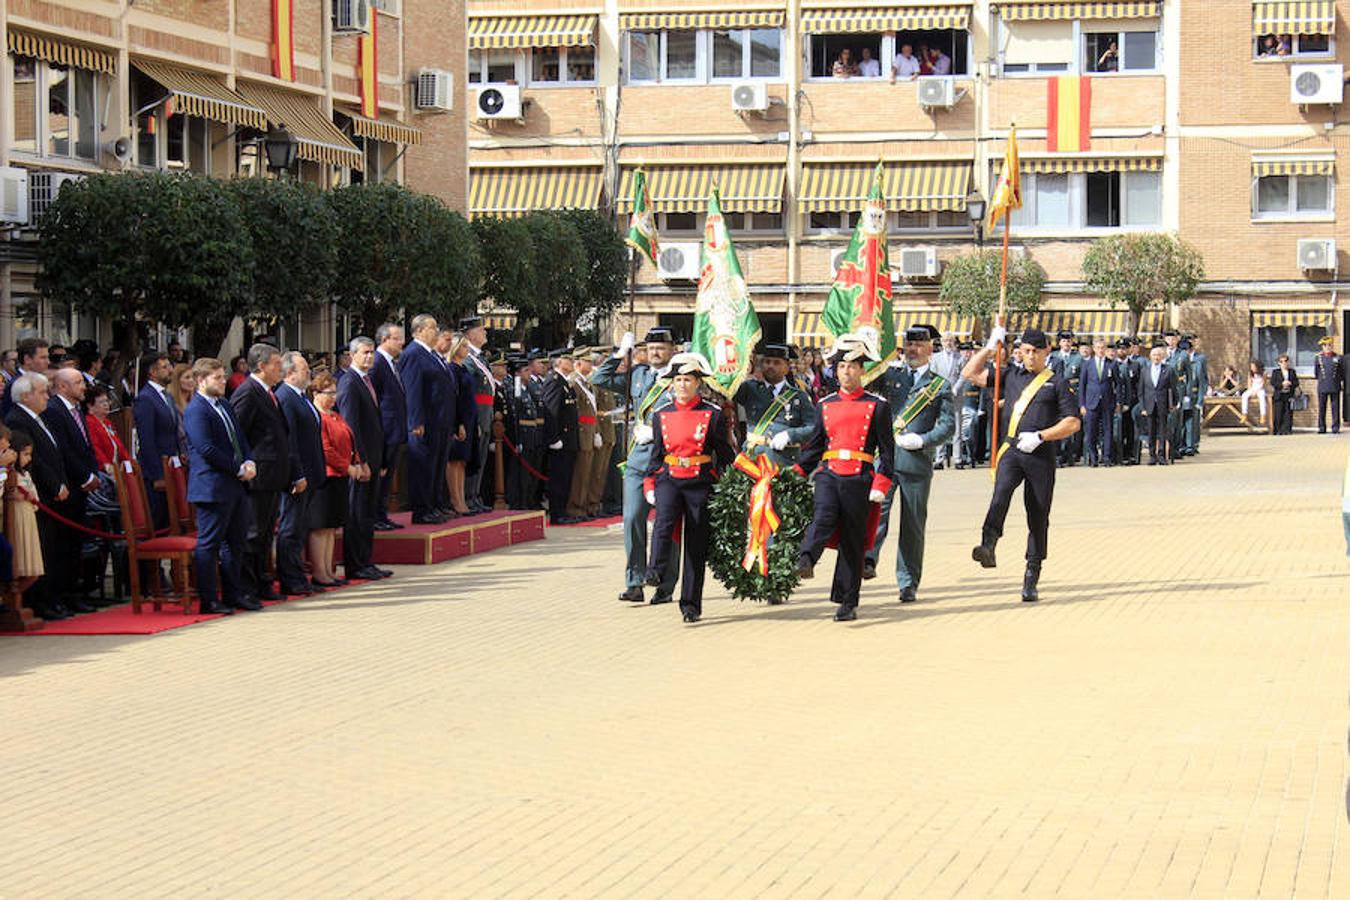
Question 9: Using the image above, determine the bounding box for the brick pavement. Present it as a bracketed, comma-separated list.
[2, 433, 1348, 898]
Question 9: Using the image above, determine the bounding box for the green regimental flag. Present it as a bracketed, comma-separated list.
[624, 168, 659, 266]
[691, 188, 760, 399]
[821, 162, 897, 385]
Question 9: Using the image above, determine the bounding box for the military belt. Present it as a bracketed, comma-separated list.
[665, 454, 712, 467]
[823, 449, 874, 463]
[519, 418, 543, 426]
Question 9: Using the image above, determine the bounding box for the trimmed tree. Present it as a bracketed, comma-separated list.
[473, 214, 538, 341]
[938, 249, 1046, 339]
[1081, 233, 1205, 337]
[558, 207, 629, 328]
[516, 211, 589, 346]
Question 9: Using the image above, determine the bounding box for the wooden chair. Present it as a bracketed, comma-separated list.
[112, 459, 197, 614]
[162, 455, 196, 535]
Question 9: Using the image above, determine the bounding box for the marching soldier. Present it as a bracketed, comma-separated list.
[863, 325, 954, 602]
[593, 327, 680, 604]
[1050, 331, 1083, 466]
[734, 344, 817, 467]
[1314, 335, 1344, 434]
[643, 353, 737, 624]
[964, 326, 1081, 603]
[505, 356, 545, 510]
[793, 334, 896, 622]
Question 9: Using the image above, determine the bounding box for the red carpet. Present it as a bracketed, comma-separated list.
[552, 515, 622, 528]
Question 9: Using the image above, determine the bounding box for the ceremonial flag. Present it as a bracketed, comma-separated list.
[691, 188, 759, 398]
[988, 126, 1023, 230]
[821, 162, 896, 384]
[272, 0, 296, 82]
[1047, 76, 1091, 153]
[624, 168, 659, 266]
[358, 11, 378, 117]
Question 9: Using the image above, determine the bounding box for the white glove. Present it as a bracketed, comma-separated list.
[644, 490, 656, 506]
[769, 431, 790, 451]
[549, 440, 563, 450]
[617, 332, 636, 355]
[593, 433, 603, 449]
[984, 325, 1007, 352]
[1016, 431, 1043, 453]
[634, 423, 654, 444]
[868, 489, 886, 503]
[897, 433, 924, 451]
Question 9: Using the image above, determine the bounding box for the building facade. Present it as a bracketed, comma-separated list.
[0, 0, 467, 354]
[466, 0, 1349, 386]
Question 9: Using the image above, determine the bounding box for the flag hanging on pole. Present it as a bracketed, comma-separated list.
[988, 126, 1023, 230]
[821, 162, 896, 385]
[624, 168, 659, 266]
[691, 188, 759, 398]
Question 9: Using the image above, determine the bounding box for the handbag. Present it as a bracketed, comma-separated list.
[1293, 392, 1309, 412]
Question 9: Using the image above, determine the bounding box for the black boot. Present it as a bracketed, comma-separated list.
[1021, 565, 1041, 603]
[795, 556, 815, 579]
[971, 539, 997, 568]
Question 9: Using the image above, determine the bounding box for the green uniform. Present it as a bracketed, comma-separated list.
[1052, 351, 1083, 464]
[733, 379, 817, 467]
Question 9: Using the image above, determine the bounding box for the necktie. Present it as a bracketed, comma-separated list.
[216, 400, 243, 465]
[1097, 359, 1103, 378]
[71, 405, 88, 444]
[363, 373, 377, 404]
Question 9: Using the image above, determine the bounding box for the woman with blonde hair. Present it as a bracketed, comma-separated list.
[166, 362, 196, 456]
[445, 332, 478, 516]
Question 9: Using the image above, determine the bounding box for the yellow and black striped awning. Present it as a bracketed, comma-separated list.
[1253, 1, 1336, 35]
[792, 309, 978, 341]
[798, 162, 970, 213]
[234, 81, 364, 170]
[467, 14, 598, 49]
[7, 28, 115, 75]
[1252, 156, 1334, 177]
[999, 156, 1163, 175]
[619, 10, 786, 31]
[483, 312, 518, 330]
[801, 5, 972, 33]
[132, 59, 267, 131]
[345, 111, 422, 146]
[995, 1, 1160, 20]
[1252, 308, 1334, 328]
[1006, 308, 1159, 337]
[617, 164, 785, 214]
[470, 166, 604, 217]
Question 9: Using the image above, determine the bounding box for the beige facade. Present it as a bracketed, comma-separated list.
[467, 0, 1350, 383]
[0, 0, 467, 355]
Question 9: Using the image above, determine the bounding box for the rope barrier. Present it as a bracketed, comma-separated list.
[499, 433, 550, 482]
[31, 496, 173, 541]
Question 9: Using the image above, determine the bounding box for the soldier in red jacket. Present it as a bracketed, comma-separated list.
[793, 335, 896, 621]
[644, 352, 737, 623]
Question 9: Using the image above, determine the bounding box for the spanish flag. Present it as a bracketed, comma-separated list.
[987, 126, 1022, 230]
[272, 0, 295, 82]
[1047, 76, 1091, 153]
[359, 11, 379, 117]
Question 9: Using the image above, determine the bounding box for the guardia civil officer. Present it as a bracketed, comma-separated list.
[1050, 331, 1083, 466]
[1314, 335, 1344, 434]
[964, 326, 1080, 603]
[643, 353, 736, 624]
[793, 335, 896, 622]
[734, 343, 817, 467]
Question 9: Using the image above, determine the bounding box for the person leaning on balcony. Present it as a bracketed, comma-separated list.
[832, 48, 858, 78]
[928, 46, 952, 76]
[857, 47, 881, 77]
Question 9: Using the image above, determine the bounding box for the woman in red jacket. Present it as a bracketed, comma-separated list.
[85, 383, 130, 471]
[309, 372, 366, 587]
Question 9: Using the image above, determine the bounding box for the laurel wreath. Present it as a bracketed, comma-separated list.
[708, 466, 814, 604]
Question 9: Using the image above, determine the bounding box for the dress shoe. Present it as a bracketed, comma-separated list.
[256, 587, 281, 602]
[649, 591, 674, 605]
[833, 604, 857, 622]
[373, 520, 396, 531]
[231, 597, 264, 611]
[1021, 566, 1041, 603]
[618, 587, 644, 603]
[681, 610, 700, 624]
[643, 570, 661, 587]
[861, 560, 877, 580]
[281, 582, 314, 597]
[386, 519, 406, 529]
[374, 567, 393, 578]
[355, 567, 389, 581]
[899, 586, 917, 604]
[411, 513, 447, 525]
[311, 579, 346, 589]
[37, 604, 70, 621]
[199, 601, 233, 615]
[795, 557, 814, 579]
[66, 599, 97, 614]
[971, 543, 997, 568]
[88, 596, 119, 609]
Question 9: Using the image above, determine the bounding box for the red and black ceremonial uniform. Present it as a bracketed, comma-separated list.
[793, 388, 896, 608]
[644, 397, 736, 617]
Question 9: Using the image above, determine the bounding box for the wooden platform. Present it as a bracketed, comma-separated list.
[1203, 396, 1272, 434]
[336, 510, 547, 566]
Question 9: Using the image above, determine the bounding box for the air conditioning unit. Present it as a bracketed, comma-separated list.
[0, 167, 28, 225]
[730, 81, 769, 113]
[475, 85, 522, 120]
[657, 242, 702, 281]
[28, 171, 84, 223]
[1290, 64, 1343, 105]
[898, 247, 940, 279]
[333, 0, 371, 34]
[1297, 238, 1336, 270]
[917, 76, 957, 108]
[414, 68, 454, 112]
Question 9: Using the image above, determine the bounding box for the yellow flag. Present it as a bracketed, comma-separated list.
[988, 126, 1022, 230]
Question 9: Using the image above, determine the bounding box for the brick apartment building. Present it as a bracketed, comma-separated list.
[466, 0, 1350, 392]
[0, 0, 467, 354]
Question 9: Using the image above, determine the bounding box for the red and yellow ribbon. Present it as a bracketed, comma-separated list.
[734, 452, 781, 576]
[272, 0, 295, 82]
[359, 10, 379, 117]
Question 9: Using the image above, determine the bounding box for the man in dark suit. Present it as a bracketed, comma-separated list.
[133, 352, 179, 527]
[540, 349, 580, 524]
[276, 352, 324, 596]
[1138, 343, 1177, 465]
[43, 367, 106, 607]
[183, 357, 258, 614]
[338, 337, 392, 581]
[1078, 336, 1118, 467]
[461, 317, 496, 514]
[1, 337, 50, 419]
[371, 322, 408, 529]
[398, 314, 447, 524]
[230, 343, 304, 602]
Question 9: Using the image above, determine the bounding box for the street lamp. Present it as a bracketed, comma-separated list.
[966, 190, 986, 251]
[263, 123, 299, 174]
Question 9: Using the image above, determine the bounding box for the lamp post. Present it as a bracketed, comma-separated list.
[966, 190, 986, 251]
[263, 123, 299, 175]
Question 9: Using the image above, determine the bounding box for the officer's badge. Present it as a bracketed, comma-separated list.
[694, 422, 707, 442]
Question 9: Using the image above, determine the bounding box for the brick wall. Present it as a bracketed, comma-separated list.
[403, 0, 469, 211]
[803, 79, 978, 134]
[987, 75, 1165, 129]
[470, 87, 606, 141]
[619, 85, 791, 137]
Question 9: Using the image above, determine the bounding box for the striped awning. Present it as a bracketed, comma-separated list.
[793, 309, 978, 341]
[1006, 308, 1162, 337]
[799, 162, 970, 213]
[1253, 1, 1336, 35]
[470, 166, 604, 217]
[132, 59, 267, 130]
[995, 1, 1160, 20]
[619, 10, 786, 30]
[617, 164, 784, 214]
[6, 28, 115, 75]
[345, 111, 422, 145]
[484, 312, 518, 330]
[998, 156, 1163, 175]
[1252, 308, 1334, 328]
[234, 81, 364, 170]
[1252, 156, 1334, 177]
[801, 5, 972, 33]
[467, 14, 598, 49]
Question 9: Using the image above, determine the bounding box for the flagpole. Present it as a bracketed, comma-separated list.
[991, 210, 1010, 463]
[623, 250, 638, 441]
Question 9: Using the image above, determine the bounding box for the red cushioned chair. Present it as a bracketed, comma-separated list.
[161, 455, 196, 536]
[112, 459, 197, 614]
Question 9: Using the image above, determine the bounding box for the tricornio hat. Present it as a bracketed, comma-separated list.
[759, 343, 791, 360]
[1019, 328, 1050, 350]
[644, 327, 676, 345]
[829, 333, 880, 364]
[669, 351, 713, 377]
[459, 316, 485, 330]
[904, 324, 939, 342]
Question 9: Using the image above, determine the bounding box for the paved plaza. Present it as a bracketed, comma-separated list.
[3, 433, 1349, 898]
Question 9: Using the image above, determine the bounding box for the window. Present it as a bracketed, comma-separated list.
[722, 211, 783, 233]
[660, 211, 699, 234]
[892, 210, 968, 231]
[891, 31, 967, 77]
[1254, 32, 1333, 58]
[1000, 20, 1073, 74]
[467, 50, 520, 84]
[809, 33, 884, 79]
[11, 56, 38, 153]
[805, 210, 863, 233]
[625, 29, 783, 83]
[529, 46, 595, 84]
[1010, 169, 1161, 231]
[1085, 30, 1157, 72]
[1255, 324, 1329, 372]
[712, 29, 781, 79]
[1254, 174, 1333, 218]
[1000, 18, 1160, 75]
[9, 56, 100, 161]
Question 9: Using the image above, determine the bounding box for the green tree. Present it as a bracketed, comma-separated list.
[558, 207, 628, 323]
[517, 211, 588, 346]
[938, 249, 1046, 338]
[36, 171, 253, 359]
[1081, 233, 1205, 336]
[473, 215, 537, 340]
